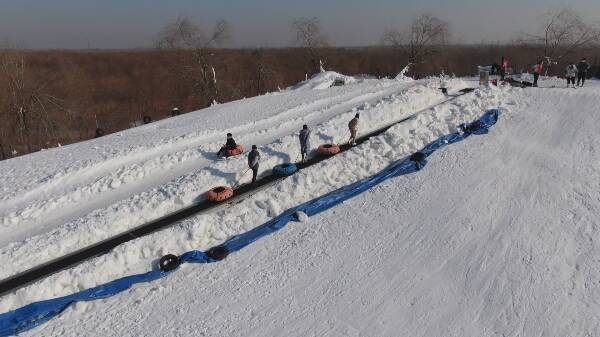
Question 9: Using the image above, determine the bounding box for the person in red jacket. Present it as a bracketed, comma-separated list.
[533, 60, 544, 87]
[500, 56, 509, 80]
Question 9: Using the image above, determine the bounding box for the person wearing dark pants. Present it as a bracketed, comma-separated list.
[577, 58, 590, 87]
[248, 145, 260, 184]
[299, 124, 311, 163]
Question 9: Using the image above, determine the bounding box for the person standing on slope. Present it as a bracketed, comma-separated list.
[247, 145, 260, 183]
[348, 113, 359, 146]
[217, 133, 237, 156]
[299, 124, 311, 163]
[533, 60, 544, 87]
[500, 56, 509, 80]
[565, 62, 578, 88]
[577, 58, 590, 87]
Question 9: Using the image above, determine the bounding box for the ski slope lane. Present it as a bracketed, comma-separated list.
[18, 81, 600, 336]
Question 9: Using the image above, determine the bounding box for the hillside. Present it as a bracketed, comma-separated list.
[0, 74, 599, 336]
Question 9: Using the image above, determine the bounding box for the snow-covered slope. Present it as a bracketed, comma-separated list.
[2, 76, 600, 336]
[0, 74, 464, 281]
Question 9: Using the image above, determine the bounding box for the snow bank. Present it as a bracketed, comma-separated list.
[289, 71, 358, 90]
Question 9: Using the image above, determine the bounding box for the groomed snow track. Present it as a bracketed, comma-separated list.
[0, 88, 475, 297]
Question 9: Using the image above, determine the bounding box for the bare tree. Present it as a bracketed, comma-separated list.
[518, 8, 600, 66]
[0, 49, 70, 153]
[157, 16, 231, 107]
[290, 17, 329, 75]
[383, 14, 450, 67]
[251, 49, 275, 95]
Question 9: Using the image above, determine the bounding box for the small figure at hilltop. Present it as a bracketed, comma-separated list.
[565, 62, 578, 88]
[577, 58, 590, 87]
[500, 56, 509, 80]
[532, 60, 544, 87]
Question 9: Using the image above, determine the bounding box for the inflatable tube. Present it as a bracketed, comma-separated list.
[207, 186, 234, 202]
[206, 245, 229, 261]
[94, 128, 104, 138]
[159, 254, 181, 272]
[409, 152, 426, 162]
[272, 163, 298, 176]
[226, 144, 245, 157]
[317, 144, 341, 156]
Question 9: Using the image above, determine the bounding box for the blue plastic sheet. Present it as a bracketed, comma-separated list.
[0, 109, 499, 336]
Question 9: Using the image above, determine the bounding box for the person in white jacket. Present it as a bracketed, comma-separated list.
[565, 63, 578, 88]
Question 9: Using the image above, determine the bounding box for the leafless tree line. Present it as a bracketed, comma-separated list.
[0, 49, 72, 159]
[153, 9, 598, 91]
[382, 14, 450, 69]
[0, 8, 598, 160]
[517, 8, 600, 71]
[290, 17, 329, 75]
[156, 16, 231, 107]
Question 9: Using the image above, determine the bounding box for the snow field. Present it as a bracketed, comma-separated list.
[21, 78, 600, 337]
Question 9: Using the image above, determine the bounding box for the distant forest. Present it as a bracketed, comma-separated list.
[1, 11, 599, 159]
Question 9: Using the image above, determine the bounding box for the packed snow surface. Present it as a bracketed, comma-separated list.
[1, 75, 599, 336]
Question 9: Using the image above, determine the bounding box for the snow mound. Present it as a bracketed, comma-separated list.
[395, 64, 414, 82]
[290, 71, 358, 91]
[295, 211, 308, 222]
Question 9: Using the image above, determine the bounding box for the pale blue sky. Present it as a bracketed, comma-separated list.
[0, 0, 598, 48]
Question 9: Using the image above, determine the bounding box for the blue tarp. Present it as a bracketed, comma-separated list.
[0, 109, 499, 336]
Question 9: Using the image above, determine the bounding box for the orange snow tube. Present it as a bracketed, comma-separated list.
[317, 144, 341, 156]
[226, 144, 245, 157]
[207, 186, 234, 202]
